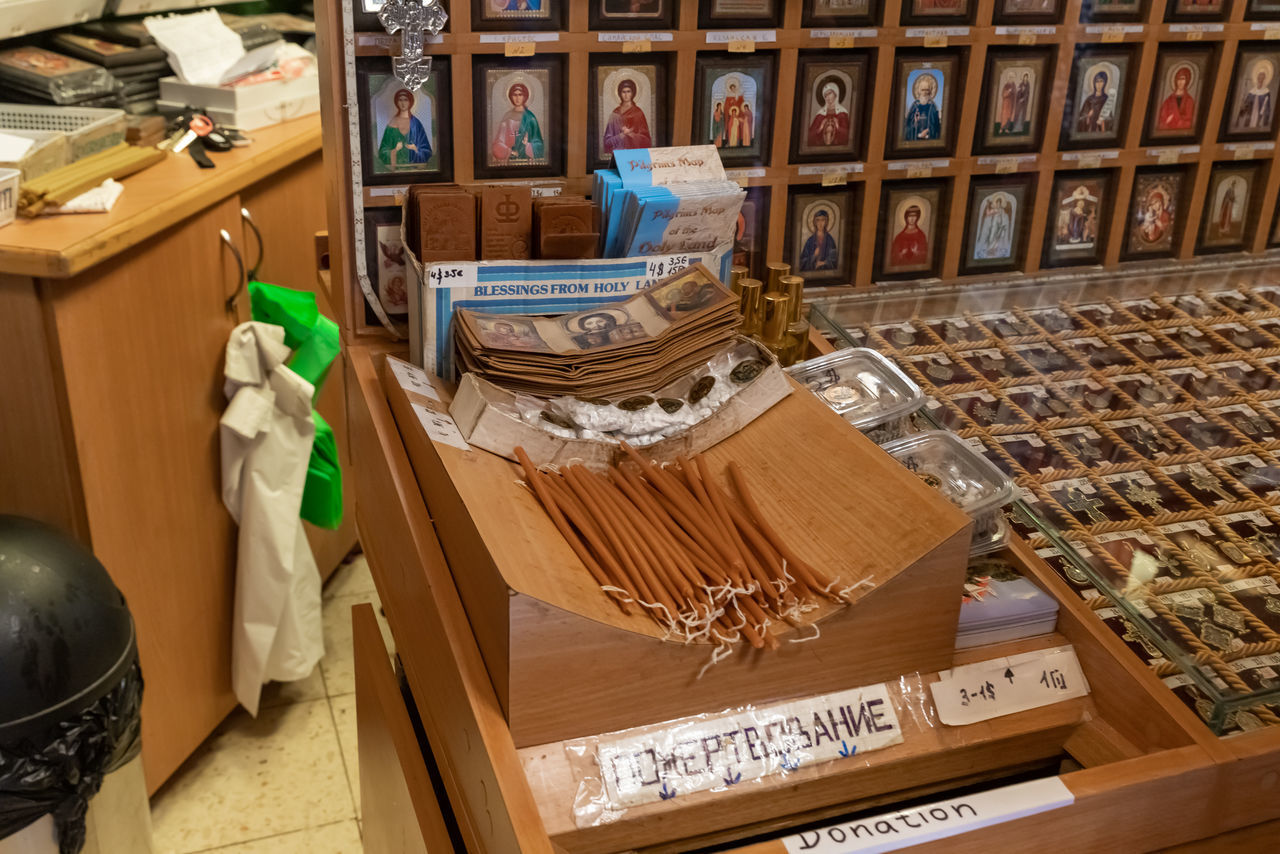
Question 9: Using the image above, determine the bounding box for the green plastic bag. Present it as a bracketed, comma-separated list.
[249, 280, 344, 530]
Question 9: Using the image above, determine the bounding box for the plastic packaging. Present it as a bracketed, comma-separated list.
[882, 431, 1016, 555]
[563, 673, 936, 828]
[513, 340, 774, 447]
[0, 661, 142, 854]
[787, 348, 926, 444]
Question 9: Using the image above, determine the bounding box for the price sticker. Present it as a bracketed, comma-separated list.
[829, 33, 855, 47]
[1267, 27, 1280, 40]
[907, 165, 933, 178]
[1235, 146, 1256, 160]
[728, 38, 756, 52]
[924, 34, 948, 47]
[1101, 26, 1125, 42]
[505, 40, 535, 56]
[1018, 32, 1037, 45]
[1185, 29, 1203, 41]
[822, 169, 848, 186]
[1158, 150, 1180, 164]
[930, 646, 1090, 726]
[995, 157, 1019, 174]
[646, 255, 690, 280]
[427, 263, 478, 289]
[622, 38, 652, 53]
[1077, 154, 1102, 169]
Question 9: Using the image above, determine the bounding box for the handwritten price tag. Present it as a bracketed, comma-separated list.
[505, 40, 535, 56]
[1185, 29, 1203, 40]
[1157, 150, 1180, 164]
[426, 263, 478, 290]
[1077, 154, 1102, 169]
[646, 255, 691, 279]
[728, 38, 755, 52]
[822, 169, 848, 186]
[1266, 27, 1280, 39]
[924, 34, 948, 47]
[829, 33, 855, 47]
[1019, 32, 1037, 45]
[1101, 26, 1125, 42]
[622, 38, 651, 53]
[907, 165, 933, 178]
[930, 647, 1090, 726]
[1235, 146, 1257, 160]
[995, 157, 1019, 174]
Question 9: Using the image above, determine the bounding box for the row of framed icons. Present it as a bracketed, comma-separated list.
[762, 162, 1275, 286]
[356, 0, 1280, 31]
[354, 45, 1280, 186]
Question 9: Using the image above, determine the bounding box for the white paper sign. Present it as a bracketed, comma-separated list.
[781, 777, 1075, 853]
[597, 684, 902, 809]
[597, 31, 675, 42]
[426, 263, 480, 290]
[411, 402, 468, 450]
[930, 646, 1089, 726]
[705, 30, 777, 43]
[144, 10, 246, 86]
[388, 357, 442, 401]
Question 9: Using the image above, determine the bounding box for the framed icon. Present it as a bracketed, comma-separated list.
[587, 54, 669, 170]
[789, 50, 872, 163]
[1165, 0, 1232, 22]
[589, 0, 677, 29]
[974, 46, 1056, 155]
[1121, 165, 1191, 261]
[364, 206, 410, 316]
[1198, 161, 1265, 253]
[900, 0, 974, 25]
[992, 0, 1065, 25]
[692, 52, 778, 167]
[802, 0, 879, 27]
[1042, 169, 1116, 268]
[786, 185, 858, 285]
[961, 173, 1036, 275]
[471, 0, 563, 31]
[1142, 45, 1216, 146]
[874, 179, 950, 281]
[1079, 0, 1147, 22]
[472, 55, 566, 179]
[734, 186, 772, 280]
[1221, 43, 1280, 142]
[886, 49, 965, 159]
[698, 0, 782, 27]
[356, 56, 453, 186]
[1060, 44, 1137, 150]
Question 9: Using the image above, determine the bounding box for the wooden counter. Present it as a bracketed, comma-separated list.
[0, 116, 322, 279]
[0, 113, 357, 791]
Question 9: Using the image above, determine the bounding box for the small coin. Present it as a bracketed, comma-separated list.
[617, 395, 655, 411]
[540, 410, 576, 430]
[657, 397, 685, 413]
[689, 376, 716, 403]
[821, 384, 860, 405]
[730, 359, 765, 383]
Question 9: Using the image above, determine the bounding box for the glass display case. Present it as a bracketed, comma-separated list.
[811, 256, 1280, 734]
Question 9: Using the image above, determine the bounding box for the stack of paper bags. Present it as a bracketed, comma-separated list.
[453, 263, 741, 398]
[595, 145, 744, 258]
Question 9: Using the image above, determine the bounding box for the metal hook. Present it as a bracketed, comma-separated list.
[220, 229, 245, 314]
[240, 208, 264, 282]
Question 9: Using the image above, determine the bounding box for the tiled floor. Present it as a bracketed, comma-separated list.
[149, 554, 393, 854]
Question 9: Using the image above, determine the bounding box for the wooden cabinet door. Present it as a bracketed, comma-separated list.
[240, 152, 358, 578]
[47, 195, 248, 791]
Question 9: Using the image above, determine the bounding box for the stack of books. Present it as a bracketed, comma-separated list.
[54, 30, 169, 115]
[0, 45, 121, 108]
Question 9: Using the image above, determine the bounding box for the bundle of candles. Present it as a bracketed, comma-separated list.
[18, 143, 165, 216]
[515, 442, 867, 666]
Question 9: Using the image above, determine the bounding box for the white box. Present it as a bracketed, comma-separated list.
[156, 88, 319, 131]
[0, 168, 20, 228]
[158, 74, 318, 114]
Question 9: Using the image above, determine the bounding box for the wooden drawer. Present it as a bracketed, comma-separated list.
[348, 342, 1280, 852]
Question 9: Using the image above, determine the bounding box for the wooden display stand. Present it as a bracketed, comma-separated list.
[318, 0, 1280, 342]
[382, 363, 971, 747]
[347, 339, 1280, 853]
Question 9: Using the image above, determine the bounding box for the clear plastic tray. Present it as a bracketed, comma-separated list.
[787, 347, 925, 443]
[881, 430, 1016, 551]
